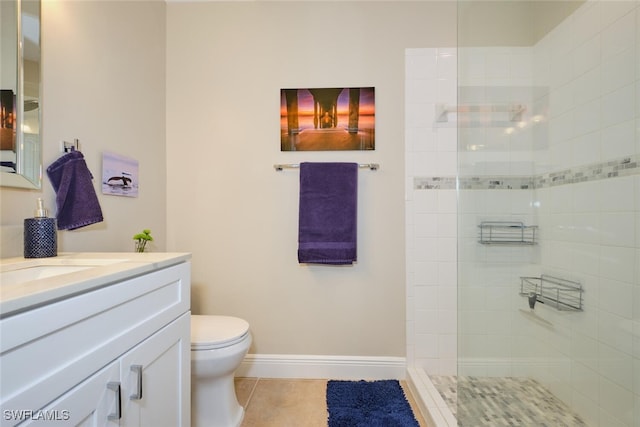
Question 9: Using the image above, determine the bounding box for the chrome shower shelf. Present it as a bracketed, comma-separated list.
[520, 275, 583, 311]
[478, 221, 538, 245]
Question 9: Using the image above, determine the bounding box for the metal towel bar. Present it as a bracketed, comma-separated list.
[274, 163, 379, 171]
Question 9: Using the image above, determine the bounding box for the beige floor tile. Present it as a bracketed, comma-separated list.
[236, 377, 429, 427]
[240, 378, 328, 427]
[235, 377, 258, 407]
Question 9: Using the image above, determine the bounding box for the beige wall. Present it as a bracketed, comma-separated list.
[458, 1, 584, 47]
[0, 1, 167, 256]
[1, 0, 456, 358]
[166, 1, 456, 356]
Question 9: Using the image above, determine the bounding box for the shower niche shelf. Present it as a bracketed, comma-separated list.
[520, 275, 583, 312]
[478, 221, 538, 245]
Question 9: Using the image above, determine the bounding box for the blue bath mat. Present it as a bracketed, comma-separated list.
[326, 379, 420, 427]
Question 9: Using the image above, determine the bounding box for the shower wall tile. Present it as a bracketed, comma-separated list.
[406, 78, 438, 104]
[637, 9, 640, 84]
[437, 285, 456, 311]
[572, 130, 602, 166]
[436, 214, 456, 237]
[414, 213, 438, 237]
[437, 262, 457, 287]
[415, 309, 440, 335]
[414, 261, 438, 286]
[573, 35, 601, 78]
[413, 187, 438, 212]
[601, 120, 636, 161]
[406, 47, 458, 376]
[598, 342, 634, 390]
[572, 387, 599, 427]
[598, 376, 635, 426]
[601, 47, 636, 94]
[409, 127, 438, 152]
[415, 333, 439, 358]
[572, 332, 600, 372]
[637, 116, 640, 154]
[574, 69, 601, 115]
[437, 310, 456, 335]
[601, 8, 636, 60]
[550, 81, 573, 116]
[414, 237, 438, 262]
[602, 83, 636, 129]
[634, 284, 640, 323]
[414, 285, 438, 310]
[438, 334, 457, 360]
[599, 277, 634, 319]
[600, 212, 636, 247]
[599, 309, 634, 355]
[600, 245, 637, 284]
[436, 238, 456, 262]
[573, 98, 601, 137]
[572, 180, 599, 212]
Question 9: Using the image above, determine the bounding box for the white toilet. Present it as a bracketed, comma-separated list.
[191, 315, 252, 427]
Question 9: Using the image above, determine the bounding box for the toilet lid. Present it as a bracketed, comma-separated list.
[191, 315, 250, 350]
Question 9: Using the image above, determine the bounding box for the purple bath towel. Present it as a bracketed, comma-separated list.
[46, 151, 103, 230]
[298, 162, 358, 265]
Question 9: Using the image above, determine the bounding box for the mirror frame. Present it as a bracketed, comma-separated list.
[1, 0, 41, 189]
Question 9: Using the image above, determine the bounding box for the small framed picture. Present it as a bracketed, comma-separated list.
[102, 152, 138, 197]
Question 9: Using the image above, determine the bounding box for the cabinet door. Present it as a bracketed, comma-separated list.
[17, 362, 121, 427]
[120, 312, 190, 427]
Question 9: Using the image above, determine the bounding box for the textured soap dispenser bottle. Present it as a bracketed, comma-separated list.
[24, 198, 57, 258]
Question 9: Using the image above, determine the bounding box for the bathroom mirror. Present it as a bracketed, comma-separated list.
[0, 0, 41, 189]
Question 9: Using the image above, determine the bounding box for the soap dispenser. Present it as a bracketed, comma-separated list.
[24, 198, 57, 258]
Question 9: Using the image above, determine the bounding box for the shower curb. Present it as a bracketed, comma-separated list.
[406, 367, 457, 427]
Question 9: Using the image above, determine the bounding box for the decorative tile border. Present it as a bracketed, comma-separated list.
[414, 176, 457, 190]
[414, 154, 639, 190]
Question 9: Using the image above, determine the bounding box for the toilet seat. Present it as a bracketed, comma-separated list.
[191, 315, 250, 351]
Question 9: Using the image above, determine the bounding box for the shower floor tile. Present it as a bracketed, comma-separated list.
[431, 376, 588, 427]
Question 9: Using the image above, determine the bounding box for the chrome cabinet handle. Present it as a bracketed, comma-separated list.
[130, 365, 143, 400]
[107, 382, 121, 421]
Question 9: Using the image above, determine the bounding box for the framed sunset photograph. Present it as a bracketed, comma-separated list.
[280, 87, 375, 151]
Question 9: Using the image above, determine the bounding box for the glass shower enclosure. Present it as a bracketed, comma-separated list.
[453, 1, 639, 426]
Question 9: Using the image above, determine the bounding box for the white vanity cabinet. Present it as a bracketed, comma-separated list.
[0, 257, 191, 427]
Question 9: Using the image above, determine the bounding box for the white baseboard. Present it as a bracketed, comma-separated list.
[237, 354, 406, 380]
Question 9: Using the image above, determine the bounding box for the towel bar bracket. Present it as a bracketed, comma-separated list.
[61, 138, 80, 153]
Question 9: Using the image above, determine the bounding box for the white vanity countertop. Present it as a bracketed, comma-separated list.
[0, 252, 191, 317]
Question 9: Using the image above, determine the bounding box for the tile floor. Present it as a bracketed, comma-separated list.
[235, 377, 429, 427]
[431, 376, 588, 427]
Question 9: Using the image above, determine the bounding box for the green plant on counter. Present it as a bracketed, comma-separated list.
[133, 229, 153, 253]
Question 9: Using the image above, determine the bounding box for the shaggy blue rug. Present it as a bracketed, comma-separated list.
[326, 380, 420, 427]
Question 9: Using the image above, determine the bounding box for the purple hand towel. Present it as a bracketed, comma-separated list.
[298, 162, 358, 265]
[46, 151, 104, 230]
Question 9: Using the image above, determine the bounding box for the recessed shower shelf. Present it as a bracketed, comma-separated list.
[478, 221, 538, 245]
[435, 103, 526, 124]
[520, 275, 584, 312]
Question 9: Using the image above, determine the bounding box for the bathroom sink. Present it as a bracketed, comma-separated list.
[0, 258, 128, 287]
[0, 265, 94, 286]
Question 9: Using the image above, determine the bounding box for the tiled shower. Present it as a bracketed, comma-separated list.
[406, 1, 639, 426]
